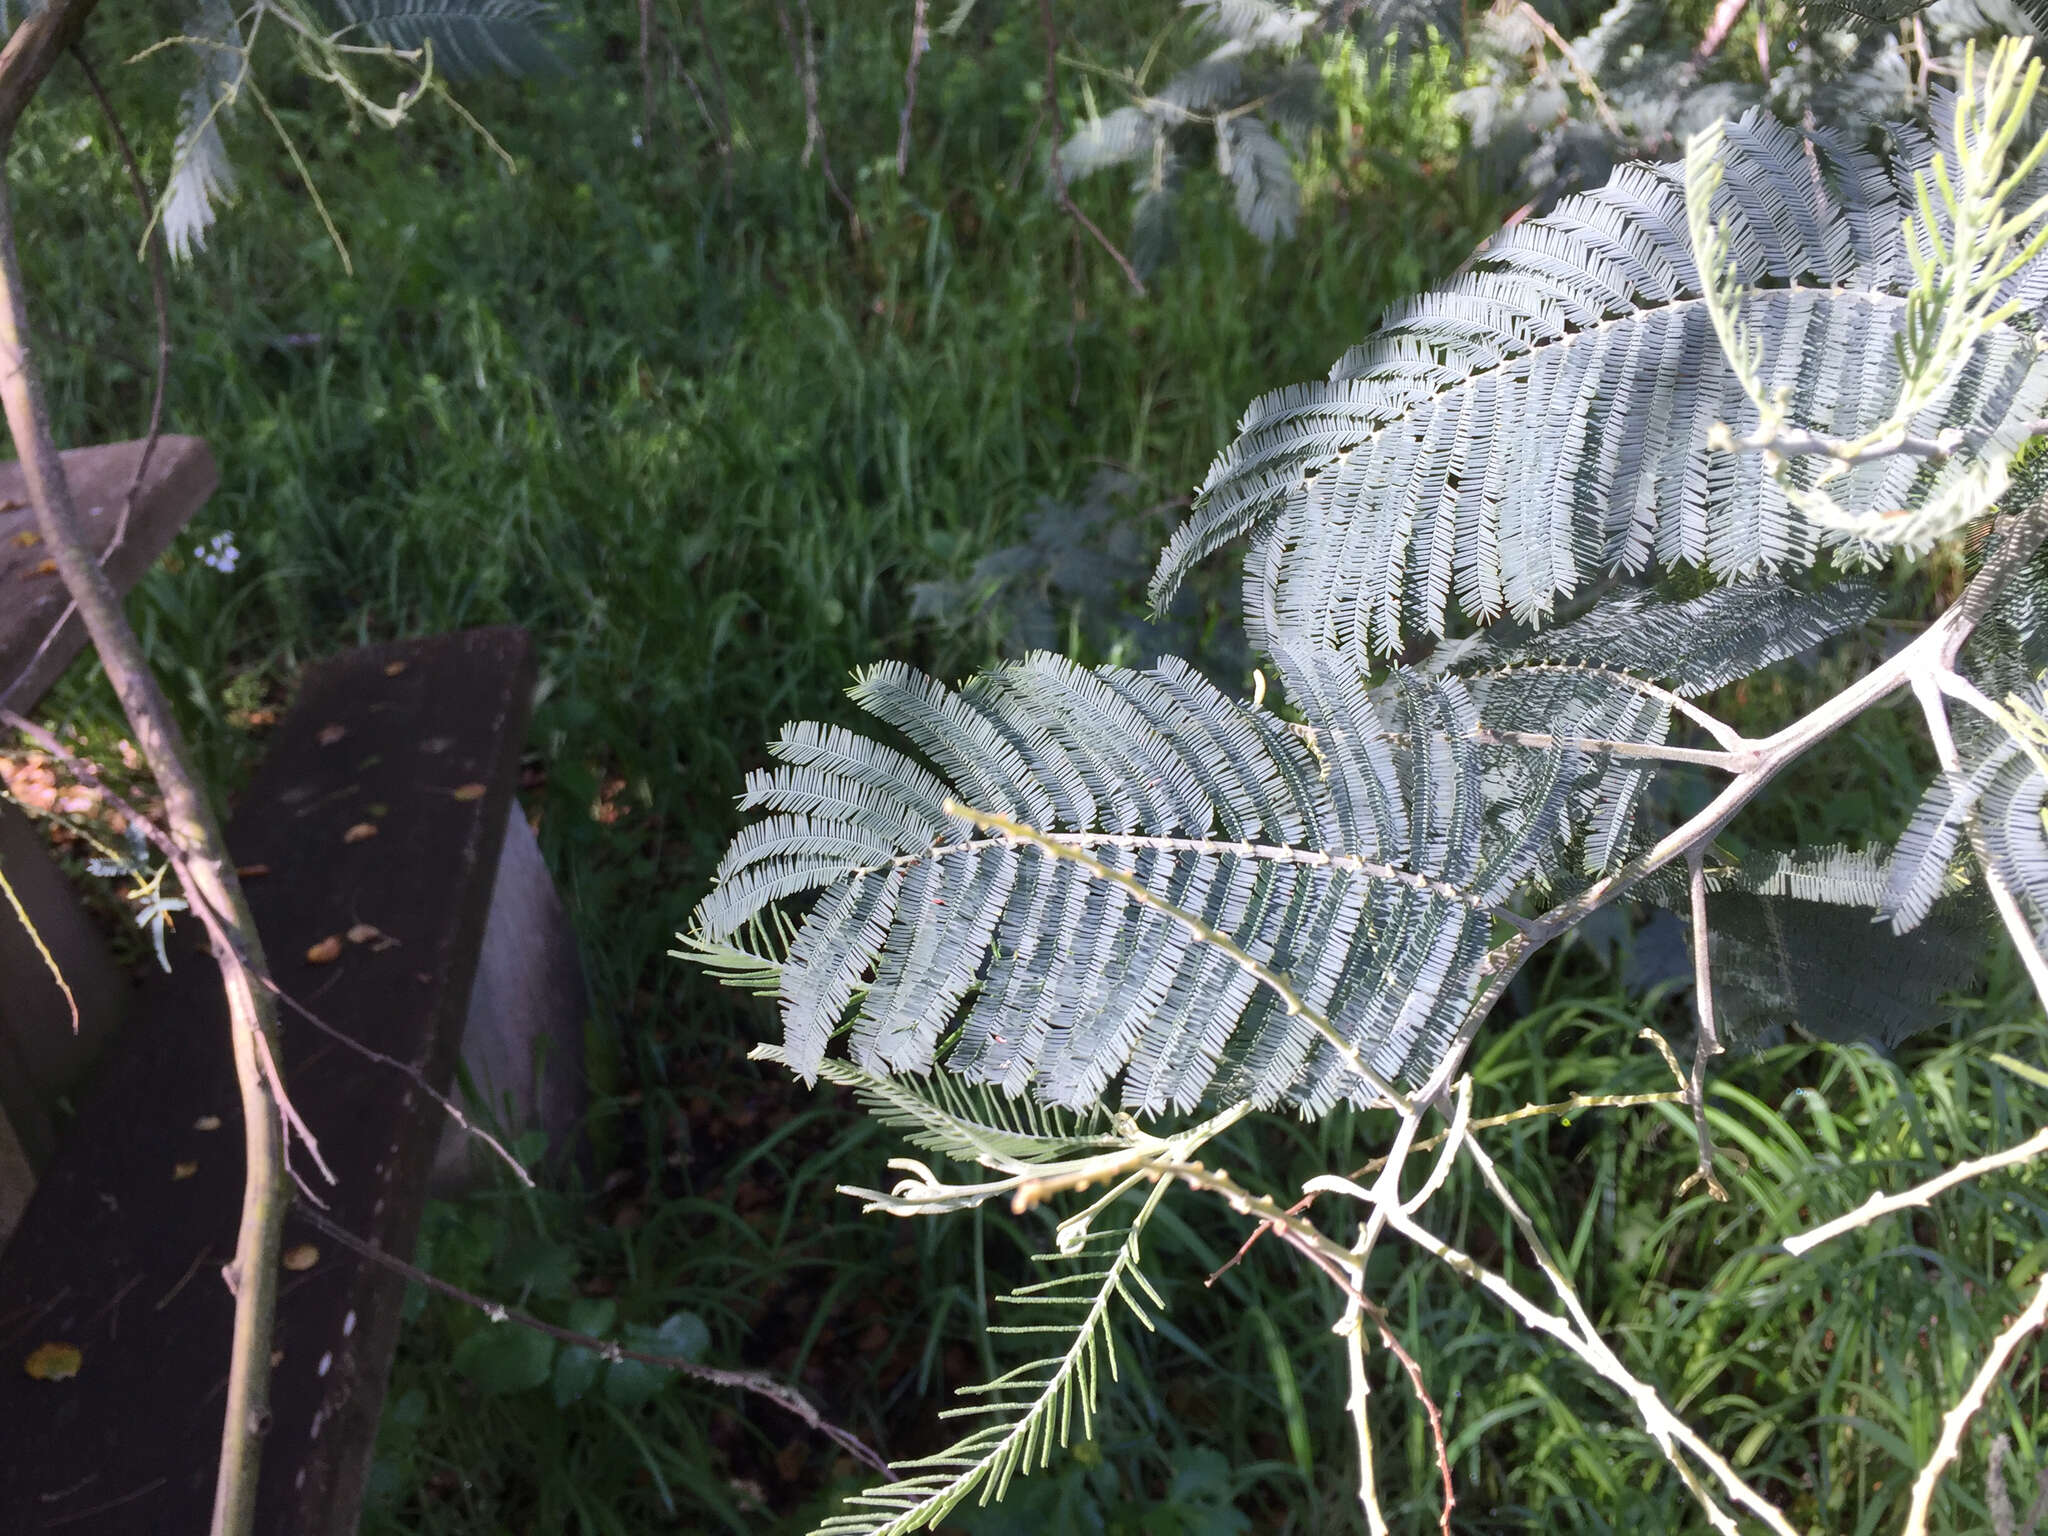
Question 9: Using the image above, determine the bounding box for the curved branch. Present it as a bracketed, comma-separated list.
[0, 164, 287, 1536]
[1903, 1269, 2048, 1536]
[0, 0, 100, 152]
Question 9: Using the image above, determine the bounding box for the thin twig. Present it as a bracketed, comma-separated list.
[772, 0, 862, 242]
[1902, 1269, 2048, 1536]
[0, 705, 535, 1187]
[69, 46, 168, 562]
[1037, 0, 1144, 295]
[1515, 2, 1623, 138]
[1911, 671, 2048, 1011]
[1180, 1152, 1792, 1533]
[1782, 1119, 2048, 1257]
[895, 0, 928, 178]
[1463, 662, 1751, 752]
[1675, 849, 1728, 1201]
[260, 971, 533, 1186]
[0, 856, 78, 1029]
[1209, 1065, 1681, 1286]
[0, 158, 289, 1536]
[1691, 0, 1748, 66]
[1461, 1133, 1771, 1529]
[289, 1202, 895, 1478]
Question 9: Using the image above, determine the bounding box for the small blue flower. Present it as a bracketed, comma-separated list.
[195, 531, 240, 574]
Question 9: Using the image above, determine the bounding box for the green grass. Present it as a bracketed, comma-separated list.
[9, 3, 2048, 1532]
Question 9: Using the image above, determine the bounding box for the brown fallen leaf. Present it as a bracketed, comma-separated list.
[452, 782, 487, 802]
[305, 935, 343, 965]
[316, 723, 347, 747]
[23, 559, 56, 579]
[775, 1439, 807, 1484]
[172, 1160, 199, 1180]
[23, 1342, 81, 1381]
[383, 660, 408, 677]
[9, 529, 39, 548]
[193, 1115, 222, 1132]
[281, 1244, 319, 1272]
[343, 821, 379, 844]
[346, 922, 381, 944]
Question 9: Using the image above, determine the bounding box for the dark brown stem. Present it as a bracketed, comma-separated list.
[772, 0, 862, 242]
[1037, 0, 1144, 296]
[70, 45, 169, 558]
[289, 1202, 895, 1479]
[0, 45, 182, 710]
[895, 0, 929, 177]
[1676, 849, 1728, 1202]
[0, 163, 286, 1536]
[0, 0, 100, 151]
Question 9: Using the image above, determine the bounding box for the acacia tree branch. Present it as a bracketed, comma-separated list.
[0, 46, 176, 711]
[1902, 1268, 2048, 1536]
[1037, 0, 1144, 295]
[0, 0, 100, 150]
[895, 0, 928, 177]
[1515, 1, 1622, 138]
[1676, 848, 1728, 1202]
[1782, 1118, 2048, 1257]
[1417, 503, 2048, 1112]
[0, 166, 287, 1536]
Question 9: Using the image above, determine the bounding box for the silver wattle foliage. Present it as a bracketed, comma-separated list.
[1158, 103, 2048, 656]
[692, 582, 1885, 1113]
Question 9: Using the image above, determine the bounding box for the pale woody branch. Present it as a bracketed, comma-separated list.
[1782, 1119, 2048, 1257]
[1902, 1270, 2048, 1536]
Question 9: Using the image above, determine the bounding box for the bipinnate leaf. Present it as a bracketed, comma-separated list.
[322, 0, 562, 79]
[692, 651, 1524, 1116]
[1160, 104, 2048, 656]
